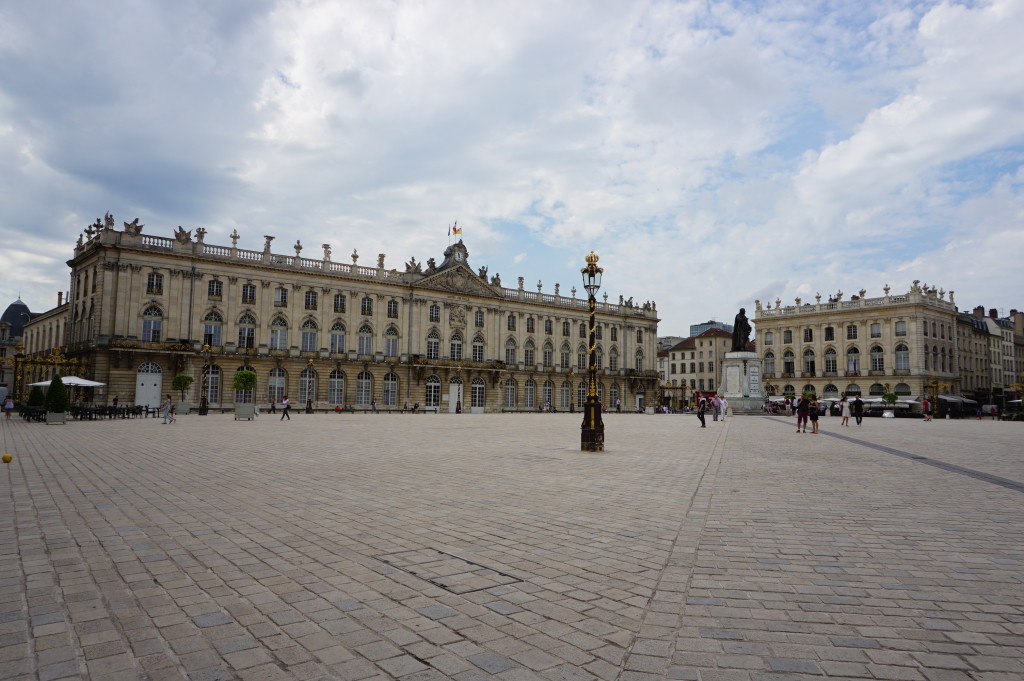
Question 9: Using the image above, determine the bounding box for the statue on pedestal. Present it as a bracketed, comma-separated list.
[731, 308, 751, 352]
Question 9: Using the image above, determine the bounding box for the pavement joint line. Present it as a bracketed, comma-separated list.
[767, 415, 1024, 493]
[617, 417, 729, 679]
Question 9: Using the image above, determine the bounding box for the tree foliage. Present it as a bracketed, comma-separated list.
[44, 375, 70, 413]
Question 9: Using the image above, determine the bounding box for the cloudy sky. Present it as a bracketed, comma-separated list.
[2, 0, 1023, 334]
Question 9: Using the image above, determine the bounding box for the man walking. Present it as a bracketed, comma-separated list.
[922, 397, 932, 421]
[280, 395, 291, 420]
[711, 396, 721, 422]
[852, 395, 864, 425]
[696, 397, 707, 428]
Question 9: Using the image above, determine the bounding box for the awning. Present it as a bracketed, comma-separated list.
[29, 376, 106, 387]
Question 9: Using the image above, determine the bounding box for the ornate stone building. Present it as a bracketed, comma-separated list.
[753, 282, 959, 400]
[22, 214, 660, 412]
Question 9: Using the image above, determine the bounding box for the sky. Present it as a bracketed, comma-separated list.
[2, 0, 1023, 335]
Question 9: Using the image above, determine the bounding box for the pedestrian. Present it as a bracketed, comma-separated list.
[112, 395, 119, 408]
[696, 397, 707, 428]
[371, 398, 378, 414]
[809, 397, 819, 434]
[161, 394, 173, 423]
[280, 395, 291, 420]
[711, 396, 721, 422]
[168, 403, 176, 424]
[616, 398, 621, 413]
[720, 397, 729, 418]
[784, 397, 792, 416]
[3, 395, 13, 419]
[852, 395, 864, 425]
[840, 396, 850, 426]
[402, 401, 408, 413]
[795, 395, 809, 433]
[922, 397, 931, 422]
[268, 400, 276, 414]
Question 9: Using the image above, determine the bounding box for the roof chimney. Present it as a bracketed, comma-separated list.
[973, 305, 985, 319]
[57, 291, 63, 306]
[989, 308, 998, 318]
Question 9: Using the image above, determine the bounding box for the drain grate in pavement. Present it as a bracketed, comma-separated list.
[375, 549, 522, 594]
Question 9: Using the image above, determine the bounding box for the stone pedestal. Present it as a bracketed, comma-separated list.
[720, 351, 764, 412]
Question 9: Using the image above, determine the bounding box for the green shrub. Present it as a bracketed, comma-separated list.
[27, 386, 45, 407]
[44, 375, 70, 413]
[232, 369, 257, 392]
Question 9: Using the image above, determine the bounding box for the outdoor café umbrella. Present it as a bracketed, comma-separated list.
[29, 376, 106, 387]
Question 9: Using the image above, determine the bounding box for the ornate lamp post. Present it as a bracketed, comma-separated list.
[580, 252, 604, 451]
[199, 344, 211, 415]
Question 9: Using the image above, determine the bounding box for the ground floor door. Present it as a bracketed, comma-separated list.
[135, 362, 162, 409]
[448, 381, 463, 413]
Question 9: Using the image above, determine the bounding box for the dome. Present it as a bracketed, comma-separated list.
[1, 298, 33, 338]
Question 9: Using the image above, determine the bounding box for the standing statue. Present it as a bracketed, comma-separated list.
[731, 308, 751, 352]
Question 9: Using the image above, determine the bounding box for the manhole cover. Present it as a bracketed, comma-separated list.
[375, 549, 522, 594]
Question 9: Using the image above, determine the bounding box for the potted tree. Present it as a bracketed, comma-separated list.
[881, 391, 899, 418]
[44, 375, 70, 425]
[232, 369, 258, 420]
[172, 374, 194, 415]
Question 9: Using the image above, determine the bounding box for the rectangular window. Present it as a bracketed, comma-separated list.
[524, 348, 535, 365]
[238, 327, 254, 349]
[361, 297, 373, 316]
[301, 331, 317, 352]
[274, 288, 287, 307]
[708, 361, 713, 372]
[330, 332, 345, 354]
[208, 280, 222, 298]
[305, 291, 318, 310]
[146, 273, 163, 295]
[270, 328, 287, 350]
[358, 335, 372, 355]
[803, 328, 813, 343]
[824, 326, 835, 341]
[384, 336, 398, 357]
[870, 323, 881, 338]
[846, 325, 858, 340]
[764, 332, 773, 346]
[429, 305, 440, 322]
[241, 284, 256, 304]
[387, 300, 398, 318]
[506, 346, 517, 365]
[783, 330, 792, 344]
[560, 349, 569, 368]
[895, 321, 907, 336]
[334, 294, 346, 313]
[142, 319, 161, 342]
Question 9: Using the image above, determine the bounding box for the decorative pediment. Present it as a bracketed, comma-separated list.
[419, 264, 501, 298]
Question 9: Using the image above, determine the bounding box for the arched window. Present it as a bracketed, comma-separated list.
[870, 383, 885, 395]
[577, 345, 587, 370]
[269, 317, 288, 350]
[577, 381, 587, 408]
[268, 368, 286, 404]
[203, 311, 223, 347]
[609, 348, 619, 371]
[932, 347, 939, 373]
[803, 384, 815, 396]
[783, 384, 796, 395]
[470, 377, 485, 408]
[940, 347, 946, 372]
[299, 367, 317, 404]
[542, 380, 554, 406]
[328, 369, 345, 404]
[923, 344, 930, 370]
[524, 340, 536, 366]
[635, 350, 644, 372]
[543, 341, 554, 367]
[782, 351, 795, 374]
[560, 343, 571, 369]
[505, 338, 517, 365]
[472, 336, 485, 362]
[895, 344, 909, 371]
[141, 305, 163, 342]
[356, 371, 372, 404]
[595, 346, 603, 370]
[609, 383, 619, 407]
[845, 383, 861, 396]
[803, 348, 815, 374]
[561, 380, 572, 410]
[426, 330, 440, 359]
[357, 324, 373, 355]
[823, 383, 839, 397]
[824, 348, 837, 373]
[505, 379, 517, 408]
[203, 364, 221, 403]
[301, 319, 319, 352]
[235, 366, 256, 404]
[450, 332, 463, 360]
[524, 379, 536, 408]
[330, 322, 346, 354]
[383, 372, 398, 406]
[384, 327, 399, 357]
[425, 375, 441, 407]
[894, 382, 911, 395]
[870, 345, 884, 371]
[238, 313, 256, 349]
[138, 361, 162, 374]
[846, 347, 860, 373]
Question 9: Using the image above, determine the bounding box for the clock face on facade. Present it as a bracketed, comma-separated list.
[455, 252, 463, 261]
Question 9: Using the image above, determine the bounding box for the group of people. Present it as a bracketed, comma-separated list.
[694, 395, 729, 428]
[792, 394, 865, 432]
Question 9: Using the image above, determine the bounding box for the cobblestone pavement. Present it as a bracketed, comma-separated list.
[1, 412, 1021, 681]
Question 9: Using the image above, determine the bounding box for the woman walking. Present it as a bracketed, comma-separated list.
[840, 396, 850, 427]
[161, 395, 173, 424]
[809, 397, 820, 434]
[280, 395, 291, 420]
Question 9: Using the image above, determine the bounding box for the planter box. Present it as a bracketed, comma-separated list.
[234, 404, 257, 421]
[46, 412, 67, 425]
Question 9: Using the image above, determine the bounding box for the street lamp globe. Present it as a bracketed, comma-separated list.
[581, 251, 603, 295]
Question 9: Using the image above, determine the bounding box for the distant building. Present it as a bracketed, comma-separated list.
[689, 320, 732, 337]
[0, 298, 37, 396]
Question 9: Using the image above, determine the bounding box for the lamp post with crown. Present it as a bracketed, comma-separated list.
[580, 252, 604, 451]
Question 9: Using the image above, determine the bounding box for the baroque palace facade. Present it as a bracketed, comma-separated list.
[753, 282, 960, 400]
[16, 215, 661, 412]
